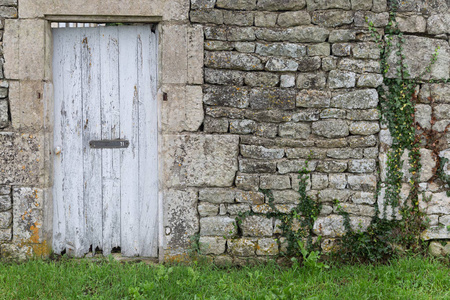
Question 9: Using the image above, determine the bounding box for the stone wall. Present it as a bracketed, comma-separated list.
[189, 0, 450, 262]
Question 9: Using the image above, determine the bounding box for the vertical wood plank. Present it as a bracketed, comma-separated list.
[81, 28, 103, 253]
[100, 26, 121, 256]
[119, 26, 140, 256]
[137, 26, 159, 257]
[52, 29, 65, 254]
[61, 28, 87, 257]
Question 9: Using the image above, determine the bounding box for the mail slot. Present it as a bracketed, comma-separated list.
[89, 139, 130, 149]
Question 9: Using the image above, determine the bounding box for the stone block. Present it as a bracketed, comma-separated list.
[372, 0, 386, 12]
[435, 104, 450, 120]
[293, 109, 321, 121]
[9, 80, 45, 130]
[233, 42, 256, 53]
[278, 123, 311, 139]
[277, 11, 311, 27]
[256, 42, 306, 58]
[306, 0, 351, 10]
[199, 236, 226, 255]
[227, 238, 256, 256]
[191, 0, 216, 10]
[419, 83, 450, 104]
[227, 27, 255, 42]
[327, 148, 363, 159]
[351, 191, 375, 205]
[0, 100, 8, 129]
[315, 138, 348, 148]
[422, 227, 450, 241]
[163, 134, 239, 187]
[223, 10, 254, 26]
[352, 0, 372, 10]
[188, 25, 204, 85]
[235, 174, 259, 191]
[0, 228, 12, 242]
[256, 238, 279, 256]
[329, 174, 347, 190]
[286, 148, 327, 159]
[313, 215, 370, 237]
[329, 29, 356, 42]
[249, 88, 296, 110]
[318, 189, 352, 202]
[352, 42, 380, 59]
[349, 121, 380, 135]
[241, 215, 273, 237]
[312, 120, 349, 138]
[347, 109, 380, 121]
[355, 11, 389, 27]
[348, 159, 376, 173]
[227, 204, 251, 215]
[198, 202, 219, 217]
[311, 10, 354, 28]
[335, 203, 375, 217]
[200, 216, 237, 237]
[280, 74, 296, 88]
[162, 24, 188, 84]
[427, 14, 450, 35]
[331, 89, 378, 109]
[386, 36, 450, 80]
[260, 175, 291, 190]
[236, 190, 265, 204]
[316, 160, 348, 173]
[297, 90, 331, 108]
[296, 72, 327, 89]
[265, 57, 298, 72]
[0, 211, 12, 228]
[338, 58, 380, 73]
[239, 158, 277, 173]
[277, 160, 317, 174]
[258, 0, 306, 10]
[347, 174, 377, 191]
[216, 0, 256, 10]
[332, 43, 352, 57]
[244, 72, 279, 87]
[191, 9, 223, 24]
[164, 189, 199, 250]
[204, 85, 250, 108]
[0, 133, 44, 185]
[240, 145, 284, 160]
[199, 188, 235, 204]
[205, 51, 263, 71]
[420, 148, 436, 182]
[254, 12, 278, 27]
[204, 117, 229, 133]
[322, 57, 338, 71]
[204, 26, 227, 40]
[230, 119, 257, 134]
[0, 195, 12, 211]
[328, 70, 356, 89]
[271, 190, 300, 204]
[204, 40, 233, 51]
[204, 69, 244, 86]
[428, 241, 450, 257]
[298, 57, 322, 72]
[12, 187, 44, 244]
[396, 15, 426, 33]
[357, 73, 383, 88]
[311, 173, 328, 190]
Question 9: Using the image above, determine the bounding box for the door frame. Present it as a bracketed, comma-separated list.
[45, 16, 164, 258]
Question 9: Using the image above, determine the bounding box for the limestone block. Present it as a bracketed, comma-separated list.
[236, 190, 265, 204]
[280, 74, 296, 88]
[204, 26, 227, 40]
[200, 216, 237, 237]
[240, 158, 277, 173]
[187, 25, 204, 85]
[338, 58, 380, 73]
[240, 215, 273, 237]
[199, 236, 226, 255]
[199, 188, 235, 204]
[204, 85, 250, 108]
[230, 119, 257, 134]
[352, 0, 372, 10]
[311, 173, 328, 190]
[357, 74, 383, 88]
[419, 83, 450, 104]
[256, 238, 279, 256]
[322, 57, 338, 71]
[0, 228, 12, 242]
[240, 145, 284, 160]
[320, 108, 345, 120]
[198, 202, 219, 217]
[428, 241, 450, 256]
[329, 29, 356, 43]
[234, 41, 256, 52]
[0, 210, 12, 228]
[277, 11, 311, 27]
[439, 149, 450, 177]
[162, 24, 187, 84]
[328, 70, 356, 89]
[227, 204, 251, 215]
[419, 192, 450, 215]
[0, 100, 8, 129]
[331, 89, 378, 109]
[327, 148, 363, 159]
[427, 14, 450, 35]
[351, 191, 375, 205]
[205, 41, 233, 51]
[298, 57, 322, 71]
[318, 189, 352, 202]
[288, 26, 329, 43]
[306, 0, 351, 11]
[311, 10, 354, 28]
[420, 148, 436, 182]
[204, 117, 229, 133]
[352, 42, 380, 59]
[296, 72, 327, 89]
[313, 215, 370, 237]
[334, 203, 376, 217]
[372, 0, 386, 12]
[386, 36, 450, 80]
[347, 174, 377, 191]
[191, 0, 216, 10]
[0, 195, 12, 211]
[249, 88, 296, 110]
[254, 12, 278, 27]
[163, 134, 239, 187]
[312, 120, 349, 138]
[235, 174, 259, 191]
[223, 11, 254, 26]
[10, 80, 45, 130]
[277, 159, 317, 174]
[258, 0, 306, 10]
[260, 175, 291, 190]
[329, 174, 347, 190]
[216, 0, 256, 10]
[205, 51, 263, 70]
[332, 43, 352, 57]
[293, 109, 321, 122]
[354, 12, 389, 27]
[349, 121, 380, 135]
[286, 148, 327, 159]
[265, 57, 298, 72]
[435, 104, 450, 120]
[347, 109, 380, 121]
[422, 227, 450, 241]
[297, 90, 331, 108]
[12, 187, 43, 244]
[278, 123, 311, 139]
[256, 42, 306, 58]
[204, 69, 244, 86]
[227, 238, 256, 256]
[0, 133, 44, 185]
[396, 15, 426, 33]
[190, 9, 224, 24]
[244, 72, 279, 87]
[272, 190, 300, 204]
[0, 186, 11, 195]
[227, 27, 255, 41]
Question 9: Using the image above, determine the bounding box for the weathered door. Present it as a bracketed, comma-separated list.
[52, 25, 158, 257]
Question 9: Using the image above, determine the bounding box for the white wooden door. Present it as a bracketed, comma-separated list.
[52, 25, 158, 257]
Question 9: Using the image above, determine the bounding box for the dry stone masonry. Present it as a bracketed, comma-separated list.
[0, 0, 450, 260]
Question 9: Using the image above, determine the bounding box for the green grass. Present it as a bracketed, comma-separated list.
[0, 256, 449, 299]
